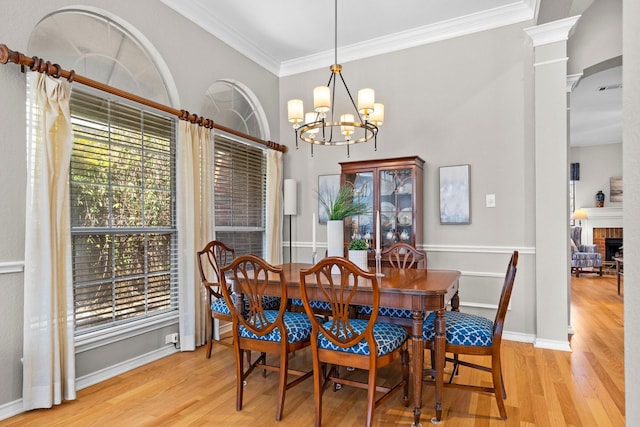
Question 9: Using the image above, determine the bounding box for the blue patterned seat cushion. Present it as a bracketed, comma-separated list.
[262, 296, 281, 310]
[211, 295, 281, 315]
[571, 251, 603, 268]
[356, 305, 426, 319]
[318, 319, 407, 356]
[290, 298, 333, 312]
[239, 310, 312, 343]
[211, 297, 231, 315]
[423, 311, 494, 347]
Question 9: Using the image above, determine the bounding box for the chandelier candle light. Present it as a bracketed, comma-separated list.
[287, 0, 384, 157]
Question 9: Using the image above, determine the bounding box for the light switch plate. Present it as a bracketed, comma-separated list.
[486, 194, 496, 208]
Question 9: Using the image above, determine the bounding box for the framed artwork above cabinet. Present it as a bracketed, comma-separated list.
[340, 156, 425, 255]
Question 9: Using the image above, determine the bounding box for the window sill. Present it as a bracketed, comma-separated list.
[75, 312, 179, 354]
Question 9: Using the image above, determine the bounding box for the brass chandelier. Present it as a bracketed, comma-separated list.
[287, 0, 384, 157]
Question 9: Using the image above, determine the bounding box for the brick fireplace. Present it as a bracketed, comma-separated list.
[593, 227, 623, 262]
[579, 207, 623, 246]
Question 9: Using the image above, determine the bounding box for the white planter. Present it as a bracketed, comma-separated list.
[348, 250, 369, 271]
[326, 220, 344, 257]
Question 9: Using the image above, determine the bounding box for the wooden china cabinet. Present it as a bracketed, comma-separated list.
[340, 156, 424, 262]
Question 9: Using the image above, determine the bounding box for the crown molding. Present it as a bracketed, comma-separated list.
[162, 0, 536, 77]
[524, 15, 581, 47]
[567, 73, 583, 93]
[160, 0, 281, 75]
[282, 2, 535, 76]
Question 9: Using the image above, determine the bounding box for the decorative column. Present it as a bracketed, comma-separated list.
[525, 16, 580, 351]
[623, 0, 640, 423]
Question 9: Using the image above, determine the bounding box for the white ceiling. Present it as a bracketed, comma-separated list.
[570, 65, 622, 147]
[160, 0, 620, 147]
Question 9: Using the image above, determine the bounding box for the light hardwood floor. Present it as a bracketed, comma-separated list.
[2, 275, 624, 426]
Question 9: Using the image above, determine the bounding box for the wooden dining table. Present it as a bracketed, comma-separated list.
[274, 263, 461, 426]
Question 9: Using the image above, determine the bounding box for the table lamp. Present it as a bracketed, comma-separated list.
[571, 208, 588, 226]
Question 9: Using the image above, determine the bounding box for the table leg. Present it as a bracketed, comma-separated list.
[412, 310, 425, 427]
[433, 308, 446, 423]
[616, 260, 622, 295]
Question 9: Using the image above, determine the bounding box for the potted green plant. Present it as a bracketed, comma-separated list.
[348, 238, 369, 251]
[317, 184, 369, 221]
[317, 184, 369, 259]
[348, 238, 369, 271]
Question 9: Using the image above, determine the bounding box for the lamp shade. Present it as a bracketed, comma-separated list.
[313, 86, 331, 113]
[304, 112, 319, 134]
[357, 88, 375, 115]
[284, 179, 297, 215]
[340, 114, 354, 136]
[571, 208, 588, 221]
[370, 103, 384, 126]
[287, 99, 303, 124]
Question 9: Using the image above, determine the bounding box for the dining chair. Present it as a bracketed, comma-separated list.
[382, 242, 427, 269]
[219, 254, 313, 421]
[197, 241, 281, 359]
[197, 240, 237, 359]
[299, 256, 409, 427]
[357, 242, 427, 328]
[423, 250, 518, 419]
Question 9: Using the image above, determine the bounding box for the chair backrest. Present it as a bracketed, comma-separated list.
[197, 240, 236, 298]
[219, 254, 286, 337]
[381, 242, 426, 269]
[300, 257, 378, 349]
[492, 251, 519, 341]
[571, 226, 582, 246]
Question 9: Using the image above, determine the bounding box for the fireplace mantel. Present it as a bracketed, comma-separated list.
[577, 207, 623, 246]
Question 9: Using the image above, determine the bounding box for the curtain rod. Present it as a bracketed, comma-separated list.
[0, 43, 287, 153]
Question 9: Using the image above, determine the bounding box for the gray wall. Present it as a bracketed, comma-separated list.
[0, 0, 279, 410]
[567, 0, 622, 76]
[280, 21, 537, 339]
[570, 143, 623, 209]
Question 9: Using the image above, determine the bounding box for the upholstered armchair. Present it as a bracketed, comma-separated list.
[570, 226, 603, 277]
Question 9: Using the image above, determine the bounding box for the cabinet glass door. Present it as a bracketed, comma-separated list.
[344, 171, 373, 249]
[380, 168, 413, 249]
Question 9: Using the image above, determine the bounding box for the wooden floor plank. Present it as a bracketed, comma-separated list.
[1, 275, 625, 426]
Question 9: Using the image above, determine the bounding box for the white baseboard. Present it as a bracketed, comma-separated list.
[0, 399, 24, 422]
[503, 330, 536, 343]
[534, 337, 572, 352]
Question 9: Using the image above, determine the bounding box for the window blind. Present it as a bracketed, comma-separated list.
[213, 135, 266, 257]
[69, 90, 178, 333]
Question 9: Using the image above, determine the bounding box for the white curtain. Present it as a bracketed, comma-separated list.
[265, 150, 283, 264]
[23, 73, 76, 409]
[177, 121, 215, 351]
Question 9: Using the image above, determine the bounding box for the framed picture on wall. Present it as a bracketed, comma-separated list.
[318, 174, 340, 224]
[610, 176, 623, 202]
[439, 164, 471, 224]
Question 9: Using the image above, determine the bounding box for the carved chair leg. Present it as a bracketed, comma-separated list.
[492, 354, 507, 419]
[402, 347, 410, 405]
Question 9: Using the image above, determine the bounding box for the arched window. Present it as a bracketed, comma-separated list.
[29, 10, 178, 334]
[201, 81, 271, 257]
[28, 8, 173, 105]
[202, 79, 269, 140]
